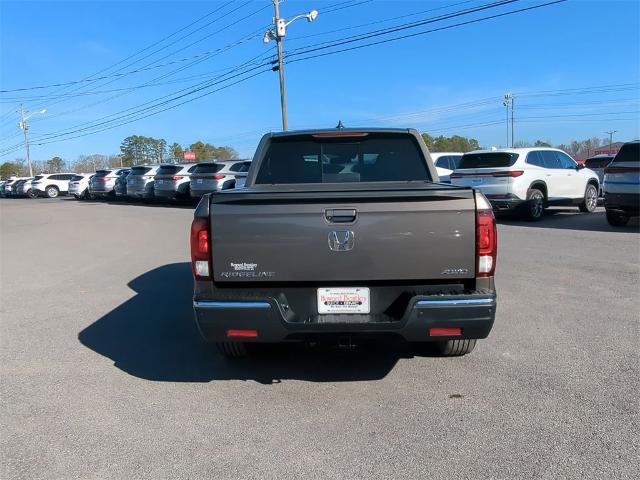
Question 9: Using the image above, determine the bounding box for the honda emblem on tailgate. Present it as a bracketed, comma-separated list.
[328, 230, 355, 251]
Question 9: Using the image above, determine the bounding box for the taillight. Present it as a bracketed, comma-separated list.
[213, 174, 225, 180]
[190, 217, 211, 279]
[172, 176, 184, 181]
[604, 166, 640, 174]
[492, 170, 523, 177]
[475, 192, 497, 277]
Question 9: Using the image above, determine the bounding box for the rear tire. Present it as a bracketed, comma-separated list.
[523, 188, 545, 221]
[579, 184, 598, 213]
[216, 342, 248, 358]
[26, 189, 37, 199]
[606, 210, 630, 226]
[45, 186, 59, 198]
[437, 339, 477, 356]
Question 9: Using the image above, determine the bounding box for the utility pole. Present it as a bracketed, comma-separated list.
[18, 105, 47, 177]
[273, 0, 287, 131]
[502, 94, 511, 147]
[605, 130, 617, 153]
[19, 105, 33, 177]
[264, 1, 318, 131]
[503, 93, 514, 147]
[511, 95, 515, 147]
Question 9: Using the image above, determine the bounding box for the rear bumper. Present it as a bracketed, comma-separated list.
[190, 187, 219, 198]
[154, 188, 177, 198]
[484, 193, 525, 211]
[193, 291, 496, 343]
[127, 185, 154, 198]
[605, 192, 639, 215]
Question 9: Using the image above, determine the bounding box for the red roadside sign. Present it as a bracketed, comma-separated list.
[183, 151, 196, 160]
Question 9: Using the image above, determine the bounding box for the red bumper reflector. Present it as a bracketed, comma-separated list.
[429, 327, 462, 337]
[227, 329, 258, 338]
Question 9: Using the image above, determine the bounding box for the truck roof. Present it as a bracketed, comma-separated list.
[267, 128, 418, 138]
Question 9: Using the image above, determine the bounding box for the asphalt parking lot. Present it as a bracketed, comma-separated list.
[1, 197, 638, 480]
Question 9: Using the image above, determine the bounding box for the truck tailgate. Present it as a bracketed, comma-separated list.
[210, 189, 476, 283]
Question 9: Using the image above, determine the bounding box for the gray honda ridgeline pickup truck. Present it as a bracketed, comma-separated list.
[191, 128, 497, 358]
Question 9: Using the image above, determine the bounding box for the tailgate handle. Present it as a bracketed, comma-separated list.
[325, 208, 357, 223]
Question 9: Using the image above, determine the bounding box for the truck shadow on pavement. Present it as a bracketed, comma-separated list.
[497, 209, 639, 233]
[78, 262, 419, 384]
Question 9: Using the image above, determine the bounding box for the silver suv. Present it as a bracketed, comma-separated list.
[189, 160, 251, 198]
[90, 168, 129, 199]
[126, 165, 161, 200]
[153, 163, 197, 200]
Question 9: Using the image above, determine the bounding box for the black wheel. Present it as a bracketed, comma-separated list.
[216, 342, 248, 358]
[523, 188, 545, 221]
[436, 339, 477, 356]
[606, 209, 630, 226]
[26, 189, 37, 199]
[579, 184, 598, 213]
[45, 186, 59, 198]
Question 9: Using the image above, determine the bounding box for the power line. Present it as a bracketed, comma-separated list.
[30, 1, 264, 115]
[0, 0, 373, 95]
[19, 1, 240, 104]
[286, 0, 568, 64]
[0, 67, 272, 155]
[286, 0, 478, 43]
[286, 0, 521, 57]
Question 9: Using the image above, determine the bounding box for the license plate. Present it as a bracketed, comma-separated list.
[317, 287, 370, 314]
[197, 179, 203, 184]
[157, 180, 163, 185]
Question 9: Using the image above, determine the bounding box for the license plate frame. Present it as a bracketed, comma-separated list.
[317, 287, 370, 314]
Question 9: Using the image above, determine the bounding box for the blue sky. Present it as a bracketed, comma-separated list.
[1, 0, 639, 162]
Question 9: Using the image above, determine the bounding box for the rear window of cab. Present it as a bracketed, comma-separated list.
[457, 152, 519, 169]
[255, 133, 430, 184]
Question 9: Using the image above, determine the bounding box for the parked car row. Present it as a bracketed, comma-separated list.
[2, 142, 637, 227]
[0, 159, 252, 202]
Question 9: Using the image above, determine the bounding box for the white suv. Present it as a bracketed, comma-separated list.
[451, 148, 600, 220]
[431, 152, 463, 183]
[31, 173, 77, 198]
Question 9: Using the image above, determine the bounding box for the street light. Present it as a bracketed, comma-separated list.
[18, 106, 47, 176]
[264, 1, 318, 131]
